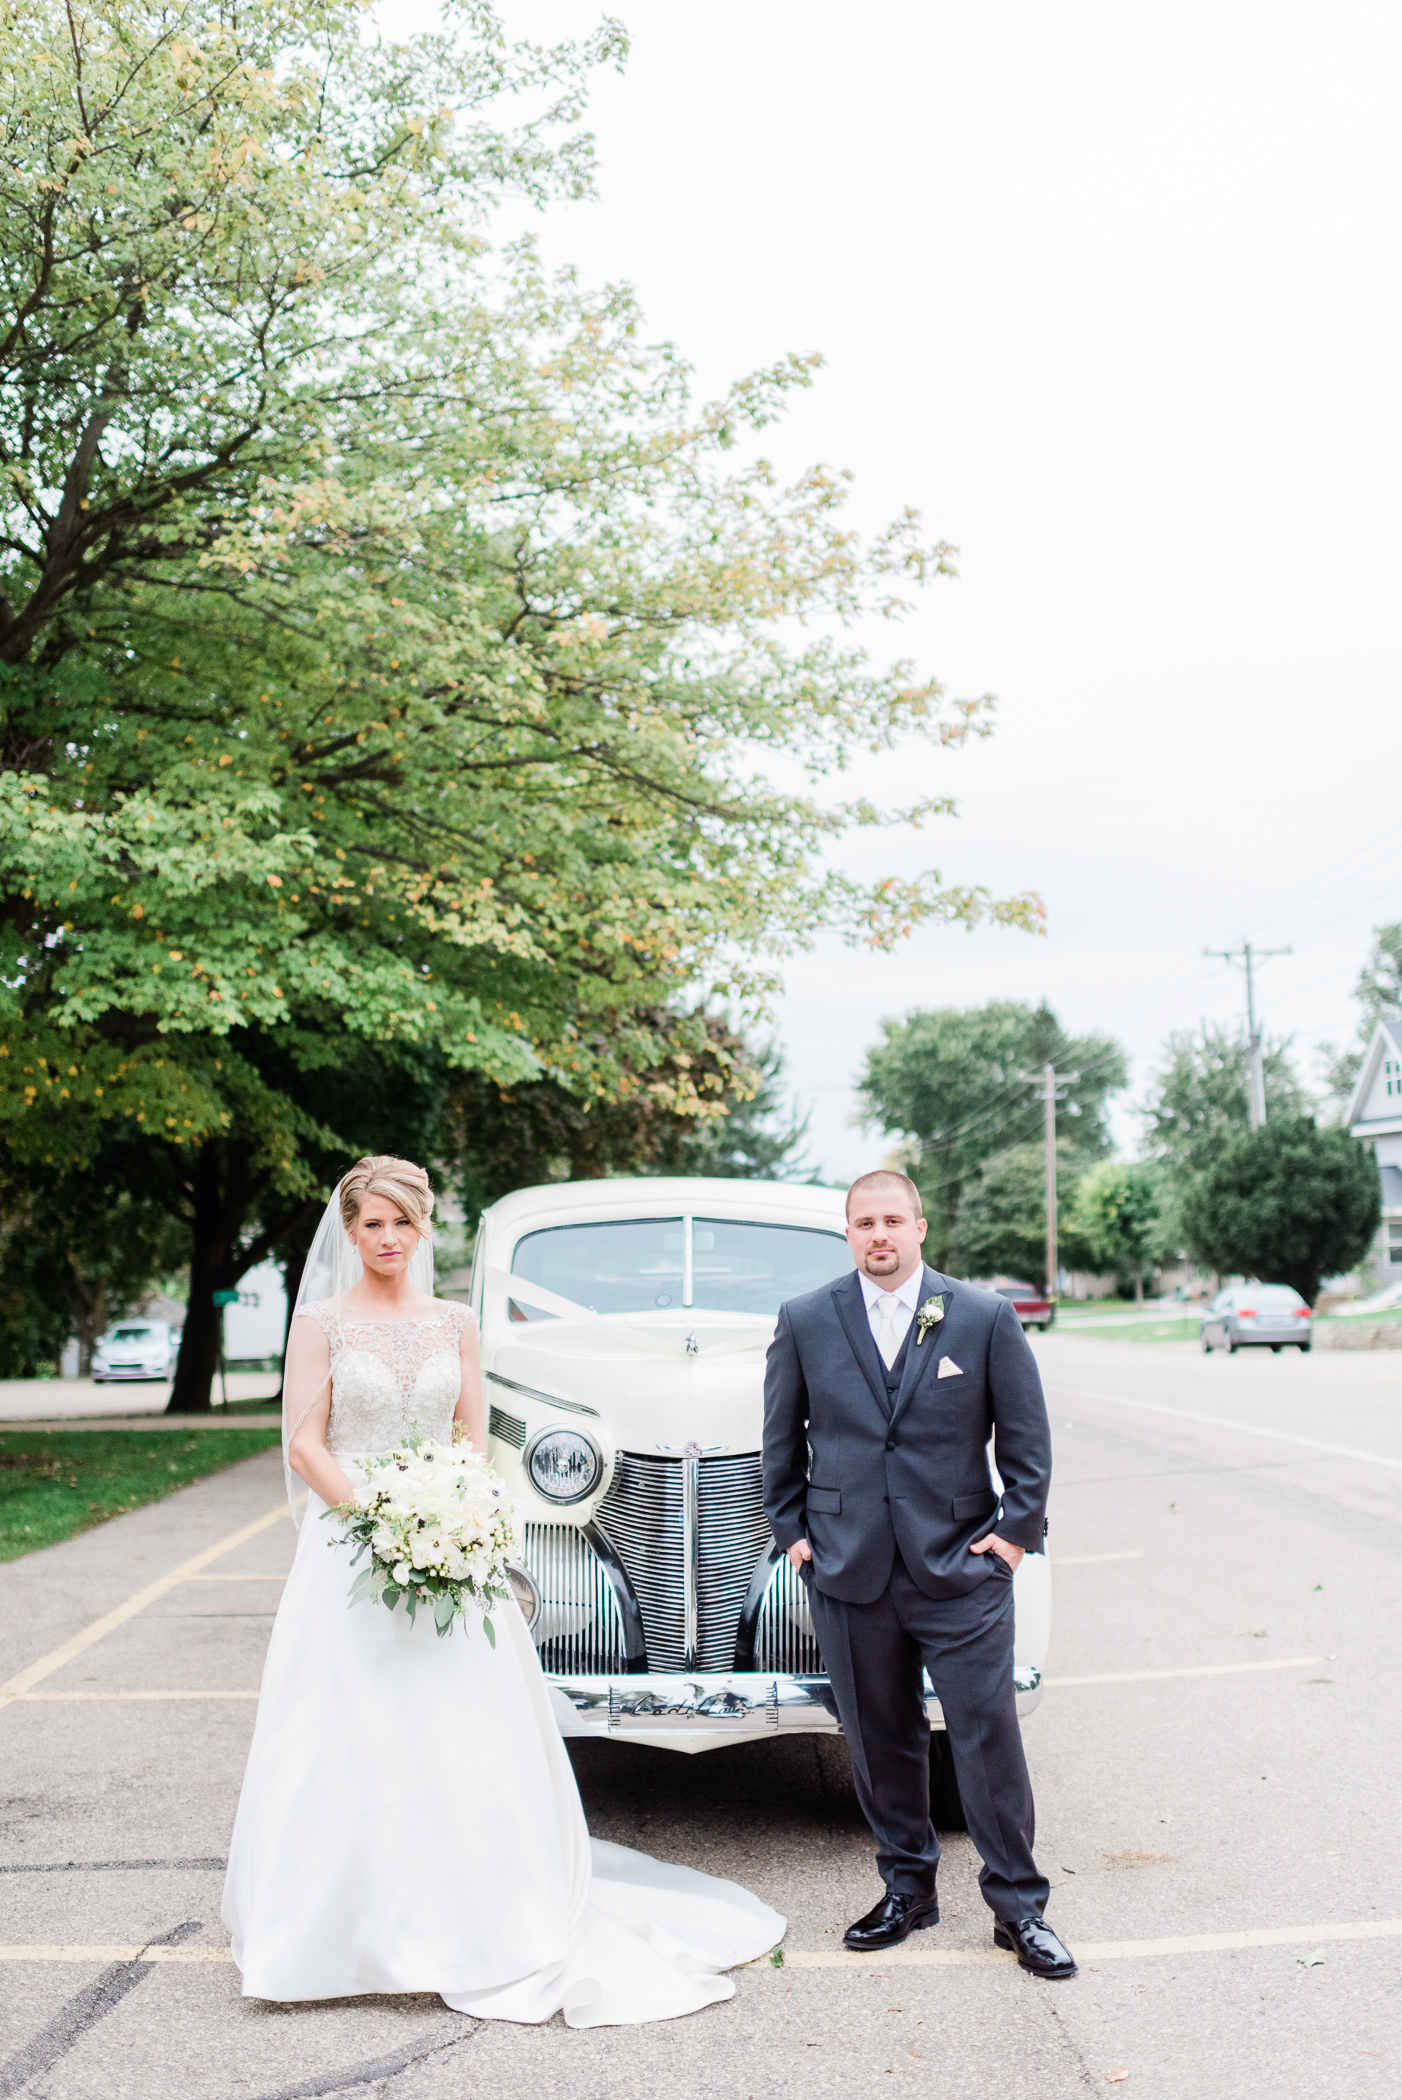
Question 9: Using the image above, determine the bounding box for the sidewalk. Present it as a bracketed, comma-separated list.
[0, 1374, 280, 1423]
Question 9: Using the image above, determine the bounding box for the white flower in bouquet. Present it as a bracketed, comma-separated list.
[324, 1431, 521, 1643]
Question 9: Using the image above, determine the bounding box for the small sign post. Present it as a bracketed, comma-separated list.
[212, 1288, 239, 1408]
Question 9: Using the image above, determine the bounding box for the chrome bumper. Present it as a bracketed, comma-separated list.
[547, 1665, 1044, 1738]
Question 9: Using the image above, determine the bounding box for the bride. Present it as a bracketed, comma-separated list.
[222, 1154, 783, 2025]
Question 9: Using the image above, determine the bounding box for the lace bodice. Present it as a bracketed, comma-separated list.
[298, 1299, 474, 1455]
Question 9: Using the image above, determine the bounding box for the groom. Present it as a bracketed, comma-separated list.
[762, 1169, 1075, 1978]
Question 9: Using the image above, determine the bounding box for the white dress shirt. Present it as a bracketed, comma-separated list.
[859, 1267, 924, 1366]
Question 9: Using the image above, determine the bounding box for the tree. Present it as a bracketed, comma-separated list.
[443, 1009, 771, 1215]
[1177, 1117, 1380, 1308]
[857, 1002, 1126, 1267]
[1, 1, 1040, 1406]
[0, 1202, 71, 1375]
[948, 1142, 1094, 1285]
[0, 1144, 187, 1372]
[670, 1039, 815, 1182]
[1143, 1023, 1304, 1179]
[1069, 1160, 1171, 1305]
[1318, 923, 1402, 1116]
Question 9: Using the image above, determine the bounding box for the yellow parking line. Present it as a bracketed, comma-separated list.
[10, 1655, 1328, 1705]
[12, 1691, 259, 1701]
[0, 1500, 289, 1713]
[0, 1945, 235, 1963]
[769, 1918, 1402, 1969]
[9, 1918, 1398, 1971]
[1045, 1655, 1327, 1688]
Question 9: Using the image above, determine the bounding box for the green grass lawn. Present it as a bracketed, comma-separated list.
[0, 1427, 282, 1562]
[1102, 1316, 1201, 1344]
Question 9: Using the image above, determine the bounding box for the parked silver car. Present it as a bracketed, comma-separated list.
[1200, 1284, 1312, 1354]
[92, 1320, 179, 1382]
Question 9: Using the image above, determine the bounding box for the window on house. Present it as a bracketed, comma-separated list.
[1388, 1223, 1402, 1266]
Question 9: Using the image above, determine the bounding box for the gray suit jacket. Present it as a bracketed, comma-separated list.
[762, 1264, 1052, 1604]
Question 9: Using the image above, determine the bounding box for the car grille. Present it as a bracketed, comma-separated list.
[488, 1404, 526, 1450]
[751, 1553, 824, 1674]
[594, 1451, 773, 1673]
[524, 1522, 628, 1673]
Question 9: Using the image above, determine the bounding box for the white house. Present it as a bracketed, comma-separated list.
[222, 1260, 290, 1362]
[1346, 1017, 1402, 1280]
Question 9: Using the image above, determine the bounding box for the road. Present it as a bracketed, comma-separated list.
[1, 1336, 1398, 2098]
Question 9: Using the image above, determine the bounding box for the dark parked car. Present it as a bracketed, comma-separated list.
[975, 1279, 1054, 1333]
[1200, 1284, 1312, 1354]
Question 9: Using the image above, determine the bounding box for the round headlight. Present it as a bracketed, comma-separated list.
[524, 1426, 603, 1506]
[505, 1561, 542, 1634]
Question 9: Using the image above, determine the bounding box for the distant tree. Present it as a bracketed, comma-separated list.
[0, 1206, 70, 1377]
[858, 1002, 1126, 1268]
[444, 1013, 772, 1216]
[948, 1142, 1094, 1285]
[1069, 1160, 1172, 1305]
[1318, 923, 1402, 1116]
[1143, 1023, 1304, 1179]
[673, 1040, 815, 1182]
[0, 1148, 188, 1375]
[1177, 1117, 1380, 1308]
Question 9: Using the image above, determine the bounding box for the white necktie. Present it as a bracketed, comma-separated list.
[875, 1292, 904, 1369]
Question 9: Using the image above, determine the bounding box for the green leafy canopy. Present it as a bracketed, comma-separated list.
[1, 0, 1039, 1190]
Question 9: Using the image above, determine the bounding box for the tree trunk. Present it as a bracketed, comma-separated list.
[1134, 1271, 1144, 1308]
[167, 1144, 256, 1414]
[56, 1258, 107, 1378]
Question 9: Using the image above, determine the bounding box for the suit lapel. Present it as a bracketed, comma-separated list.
[888, 1265, 953, 1433]
[831, 1270, 891, 1417]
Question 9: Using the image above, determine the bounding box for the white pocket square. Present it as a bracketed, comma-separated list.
[937, 1357, 964, 1379]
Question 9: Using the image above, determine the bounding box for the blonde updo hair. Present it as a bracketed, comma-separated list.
[338, 1155, 435, 1239]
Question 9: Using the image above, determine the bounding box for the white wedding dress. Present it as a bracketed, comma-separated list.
[222, 1300, 783, 2024]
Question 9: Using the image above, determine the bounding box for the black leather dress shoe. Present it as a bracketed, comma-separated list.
[994, 1916, 1077, 1978]
[842, 1890, 940, 1951]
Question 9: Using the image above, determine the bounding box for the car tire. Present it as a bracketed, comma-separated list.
[929, 1729, 966, 1832]
[1226, 1337, 1238, 1355]
[1298, 1343, 1311, 1353]
[1271, 1344, 1282, 1354]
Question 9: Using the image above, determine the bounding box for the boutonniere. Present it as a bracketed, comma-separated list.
[914, 1295, 946, 1346]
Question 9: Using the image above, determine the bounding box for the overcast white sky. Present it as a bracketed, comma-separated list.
[388, 2, 1402, 1179]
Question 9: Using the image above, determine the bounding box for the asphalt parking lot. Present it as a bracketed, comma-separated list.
[2, 1335, 1399, 2099]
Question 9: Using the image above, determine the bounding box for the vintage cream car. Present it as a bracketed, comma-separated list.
[471, 1177, 1051, 1758]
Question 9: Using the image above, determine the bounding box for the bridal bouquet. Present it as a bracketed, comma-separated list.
[326, 1432, 520, 1644]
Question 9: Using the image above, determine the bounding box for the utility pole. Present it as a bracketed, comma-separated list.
[1017, 1062, 1079, 1302]
[1204, 941, 1292, 1130]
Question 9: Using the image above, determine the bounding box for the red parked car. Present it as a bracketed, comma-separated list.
[974, 1279, 1055, 1332]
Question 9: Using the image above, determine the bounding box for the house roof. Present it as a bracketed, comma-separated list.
[1347, 1017, 1402, 1136]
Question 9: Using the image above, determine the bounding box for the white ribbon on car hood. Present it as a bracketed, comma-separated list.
[486, 1268, 776, 1359]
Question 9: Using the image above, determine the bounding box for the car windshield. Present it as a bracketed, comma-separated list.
[691, 1220, 852, 1315]
[995, 1285, 1037, 1300]
[1240, 1286, 1306, 1310]
[512, 1219, 686, 1313]
[108, 1327, 156, 1343]
[510, 1217, 851, 1316]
